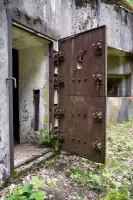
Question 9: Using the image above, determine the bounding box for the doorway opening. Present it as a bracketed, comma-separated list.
[12, 25, 51, 167]
[12, 49, 20, 144]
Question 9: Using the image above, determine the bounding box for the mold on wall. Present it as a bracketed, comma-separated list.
[19, 44, 49, 144]
[3, 0, 133, 53]
[71, 1, 133, 52]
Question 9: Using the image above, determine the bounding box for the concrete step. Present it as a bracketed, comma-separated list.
[15, 149, 53, 175]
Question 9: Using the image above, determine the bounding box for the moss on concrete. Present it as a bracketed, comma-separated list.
[102, 0, 133, 12]
[43, 89, 48, 101]
[44, 115, 48, 123]
[40, 129, 49, 135]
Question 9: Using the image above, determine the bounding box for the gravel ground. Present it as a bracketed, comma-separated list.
[1, 152, 99, 200]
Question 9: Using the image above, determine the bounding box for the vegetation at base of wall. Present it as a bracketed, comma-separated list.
[11, 170, 19, 179]
[43, 132, 61, 152]
[7, 176, 46, 200]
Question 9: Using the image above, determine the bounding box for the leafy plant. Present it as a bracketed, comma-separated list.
[7, 176, 46, 200]
[43, 132, 62, 152]
[66, 166, 111, 191]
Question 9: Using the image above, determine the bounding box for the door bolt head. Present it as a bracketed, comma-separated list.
[78, 112, 81, 116]
[78, 138, 80, 142]
[84, 78, 87, 82]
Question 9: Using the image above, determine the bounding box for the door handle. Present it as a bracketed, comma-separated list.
[6, 77, 17, 89]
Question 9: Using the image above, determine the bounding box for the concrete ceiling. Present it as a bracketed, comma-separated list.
[108, 47, 133, 56]
[12, 26, 49, 50]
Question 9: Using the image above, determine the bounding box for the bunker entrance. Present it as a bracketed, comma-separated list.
[12, 26, 50, 167]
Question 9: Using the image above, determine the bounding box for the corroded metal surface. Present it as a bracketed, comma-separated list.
[58, 26, 107, 163]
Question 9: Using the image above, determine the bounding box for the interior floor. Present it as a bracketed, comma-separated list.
[14, 144, 47, 167]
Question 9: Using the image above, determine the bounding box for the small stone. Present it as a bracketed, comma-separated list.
[48, 194, 54, 199]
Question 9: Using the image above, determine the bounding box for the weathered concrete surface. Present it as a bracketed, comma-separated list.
[0, 4, 10, 179]
[14, 144, 51, 168]
[70, 1, 133, 52]
[107, 97, 133, 122]
[10, 0, 63, 40]
[2, 0, 133, 53]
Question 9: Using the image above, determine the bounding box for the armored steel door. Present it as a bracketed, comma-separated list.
[56, 26, 107, 163]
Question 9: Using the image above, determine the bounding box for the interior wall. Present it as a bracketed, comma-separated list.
[19, 44, 49, 144]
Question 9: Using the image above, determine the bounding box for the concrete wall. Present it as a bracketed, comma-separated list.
[71, 1, 133, 52]
[19, 45, 49, 144]
[0, 4, 10, 178]
[107, 54, 133, 121]
[2, 0, 132, 53]
[107, 97, 133, 122]
[107, 55, 133, 97]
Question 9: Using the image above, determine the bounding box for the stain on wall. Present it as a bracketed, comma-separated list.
[107, 97, 133, 122]
[19, 44, 49, 144]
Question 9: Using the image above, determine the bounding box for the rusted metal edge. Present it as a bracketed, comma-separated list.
[59, 25, 106, 42]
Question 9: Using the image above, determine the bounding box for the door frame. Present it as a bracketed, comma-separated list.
[7, 9, 14, 174]
[7, 9, 54, 174]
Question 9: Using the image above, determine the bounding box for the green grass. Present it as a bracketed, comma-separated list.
[66, 120, 133, 199]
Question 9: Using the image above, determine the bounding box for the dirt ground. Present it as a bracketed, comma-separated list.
[1, 121, 133, 200]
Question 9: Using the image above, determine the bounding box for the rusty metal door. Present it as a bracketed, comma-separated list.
[56, 26, 107, 163]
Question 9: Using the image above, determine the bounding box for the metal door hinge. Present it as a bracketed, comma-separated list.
[54, 50, 65, 65]
[54, 76, 65, 88]
[93, 109, 103, 122]
[93, 139, 102, 152]
[54, 130, 65, 142]
[93, 41, 103, 55]
[54, 107, 65, 118]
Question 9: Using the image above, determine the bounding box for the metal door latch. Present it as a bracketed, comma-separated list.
[77, 50, 87, 64]
[6, 77, 17, 89]
[93, 41, 103, 55]
[54, 130, 65, 142]
[54, 77, 65, 88]
[54, 50, 65, 65]
[93, 139, 102, 151]
[93, 109, 103, 122]
[93, 74, 102, 91]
